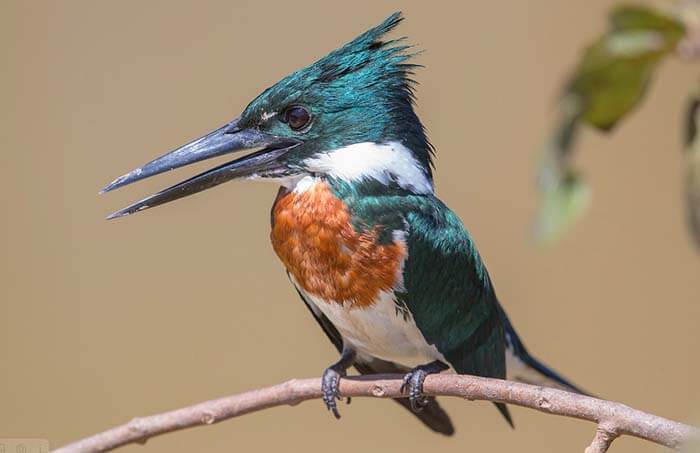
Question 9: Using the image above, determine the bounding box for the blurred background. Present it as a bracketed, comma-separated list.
[2, 1, 699, 452]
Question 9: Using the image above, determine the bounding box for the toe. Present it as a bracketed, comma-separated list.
[405, 370, 428, 412]
[400, 372, 413, 394]
[321, 368, 343, 418]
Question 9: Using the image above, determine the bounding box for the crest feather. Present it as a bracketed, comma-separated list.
[312, 12, 415, 85]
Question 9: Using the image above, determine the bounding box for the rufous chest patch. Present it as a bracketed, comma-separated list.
[270, 180, 405, 308]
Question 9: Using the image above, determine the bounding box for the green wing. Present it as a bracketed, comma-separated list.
[396, 196, 512, 426]
[395, 196, 506, 380]
[337, 184, 507, 379]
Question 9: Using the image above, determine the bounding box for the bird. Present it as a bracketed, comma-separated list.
[102, 12, 586, 436]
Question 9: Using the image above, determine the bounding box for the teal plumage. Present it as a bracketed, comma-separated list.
[398, 201, 503, 379]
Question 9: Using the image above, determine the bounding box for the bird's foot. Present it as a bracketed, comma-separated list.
[400, 368, 429, 411]
[321, 349, 356, 419]
[400, 361, 449, 412]
[321, 366, 347, 419]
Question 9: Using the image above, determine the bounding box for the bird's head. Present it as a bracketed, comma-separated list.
[102, 12, 433, 219]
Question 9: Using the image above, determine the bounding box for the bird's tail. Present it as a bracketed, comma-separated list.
[502, 314, 588, 395]
[354, 361, 455, 435]
[393, 396, 455, 436]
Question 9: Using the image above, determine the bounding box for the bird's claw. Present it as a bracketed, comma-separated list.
[322, 367, 349, 419]
[401, 368, 429, 412]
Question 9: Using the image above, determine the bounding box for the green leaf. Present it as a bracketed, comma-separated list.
[687, 153, 700, 249]
[569, 5, 684, 130]
[534, 172, 592, 245]
[685, 95, 700, 249]
[533, 4, 686, 245]
[534, 96, 587, 245]
[610, 5, 685, 34]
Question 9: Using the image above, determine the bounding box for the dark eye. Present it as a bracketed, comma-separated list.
[282, 106, 311, 131]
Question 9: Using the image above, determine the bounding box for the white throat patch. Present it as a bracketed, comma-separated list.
[303, 141, 433, 194]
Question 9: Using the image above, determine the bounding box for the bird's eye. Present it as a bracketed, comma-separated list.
[282, 106, 311, 131]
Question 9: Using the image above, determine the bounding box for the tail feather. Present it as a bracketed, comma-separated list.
[503, 314, 588, 395]
[494, 402, 514, 428]
[393, 396, 455, 436]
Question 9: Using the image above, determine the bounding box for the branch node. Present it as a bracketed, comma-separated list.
[126, 417, 149, 445]
[283, 379, 304, 406]
[371, 385, 386, 397]
[201, 412, 216, 425]
[585, 423, 619, 453]
[536, 395, 553, 411]
[127, 417, 146, 434]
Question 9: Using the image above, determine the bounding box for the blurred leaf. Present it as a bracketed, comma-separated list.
[570, 5, 685, 130]
[535, 4, 686, 245]
[534, 171, 592, 245]
[685, 96, 700, 248]
[689, 154, 700, 248]
[550, 95, 582, 160]
[535, 96, 586, 244]
[685, 97, 700, 146]
[610, 4, 684, 32]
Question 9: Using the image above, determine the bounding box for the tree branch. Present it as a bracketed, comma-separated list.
[53, 374, 699, 453]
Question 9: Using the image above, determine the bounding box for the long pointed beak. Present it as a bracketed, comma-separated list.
[101, 117, 300, 219]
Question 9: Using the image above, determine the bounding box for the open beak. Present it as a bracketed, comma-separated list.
[101, 117, 300, 219]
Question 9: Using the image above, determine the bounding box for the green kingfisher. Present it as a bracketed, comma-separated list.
[102, 12, 585, 435]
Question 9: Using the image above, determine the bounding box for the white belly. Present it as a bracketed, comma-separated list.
[298, 284, 448, 369]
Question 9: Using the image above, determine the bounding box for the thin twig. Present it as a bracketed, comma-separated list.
[52, 374, 699, 453]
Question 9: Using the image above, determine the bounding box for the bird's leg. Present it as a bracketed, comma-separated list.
[322, 348, 356, 419]
[401, 360, 449, 412]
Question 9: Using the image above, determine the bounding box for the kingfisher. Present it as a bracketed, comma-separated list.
[102, 13, 585, 435]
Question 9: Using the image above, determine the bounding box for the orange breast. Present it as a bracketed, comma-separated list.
[270, 180, 405, 308]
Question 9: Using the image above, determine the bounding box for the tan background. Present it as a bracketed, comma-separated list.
[2, 1, 699, 452]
